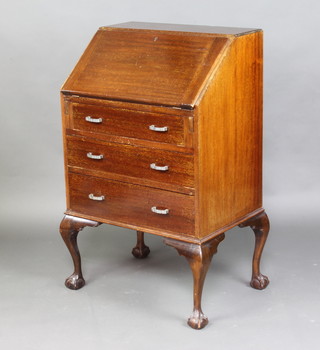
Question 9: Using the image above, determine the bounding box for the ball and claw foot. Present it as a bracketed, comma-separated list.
[65, 274, 85, 290]
[132, 245, 150, 259]
[188, 310, 209, 330]
[132, 231, 150, 259]
[251, 273, 269, 290]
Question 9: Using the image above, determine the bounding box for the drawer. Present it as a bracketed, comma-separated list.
[67, 173, 195, 236]
[70, 103, 190, 146]
[66, 136, 194, 190]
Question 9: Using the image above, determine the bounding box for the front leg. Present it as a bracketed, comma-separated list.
[59, 215, 101, 290]
[239, 211, 270, 290]
[164, 234, 225, 329]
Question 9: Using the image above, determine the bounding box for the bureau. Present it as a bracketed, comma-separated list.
[59, 22, 270, 329]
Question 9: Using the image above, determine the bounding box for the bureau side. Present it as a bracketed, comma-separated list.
[194, 31, 263, 240]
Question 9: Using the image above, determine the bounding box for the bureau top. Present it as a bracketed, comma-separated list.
[62, 22, 261, 109]
[108, 22, 260, 36]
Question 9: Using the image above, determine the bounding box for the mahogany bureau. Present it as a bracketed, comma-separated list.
[59, 22, 270, 329]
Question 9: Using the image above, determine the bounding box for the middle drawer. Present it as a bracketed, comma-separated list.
[66, 136, 194, 191]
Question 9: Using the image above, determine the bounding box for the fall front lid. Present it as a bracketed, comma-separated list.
[61, 24, 232, 109]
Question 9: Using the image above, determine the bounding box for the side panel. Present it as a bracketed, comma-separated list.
[195, 32, 263, 238]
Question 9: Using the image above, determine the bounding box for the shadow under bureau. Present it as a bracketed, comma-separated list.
[59, 22, 270, 329]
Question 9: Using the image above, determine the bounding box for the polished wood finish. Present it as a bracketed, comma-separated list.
[67, 173, 195, 236]
[71, 103, 189, 146]
[60, 22, 270, 329]
[164, 233, 225, 329]
[59, 215, 101, 289]
[64, 96, 194, 154]
[66, 135, 194, 190]
[194, 31, 263, 238]
[132, 231, 150, 259]
[239, 211, 270, 289]
[62, 29, 229, 108]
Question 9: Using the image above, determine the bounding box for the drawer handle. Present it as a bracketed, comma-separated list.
[87, 152, 104, 160]
[88, 194, 105, 201]
[150, 163, 169, 172]
[149, 125, 168, 132]
[151, 206, 169, 215]
[85, 116, 103, 123]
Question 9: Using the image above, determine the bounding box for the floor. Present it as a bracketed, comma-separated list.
[0, 194, 319, 350]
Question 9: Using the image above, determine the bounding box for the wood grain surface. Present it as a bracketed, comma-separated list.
[66, 135, 194, 191]
[71, 103, 187, 146]
[67, 172, 195, 236]
[194, 31, 263, 238]
[62, 29, 229, 108]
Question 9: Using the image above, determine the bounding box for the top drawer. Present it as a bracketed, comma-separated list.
[69, 103, 192, 147]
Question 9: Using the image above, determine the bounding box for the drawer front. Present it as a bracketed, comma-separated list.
[66, 136, 194, 189]
[68, 173, 195, 236]
[71, 103, 187, 145]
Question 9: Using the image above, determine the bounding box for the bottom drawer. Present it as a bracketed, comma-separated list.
[68, 173, 195, 236]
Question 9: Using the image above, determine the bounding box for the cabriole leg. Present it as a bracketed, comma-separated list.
[239, 211, 270, 290]
[132, 231, 150, 259]
[164, 234, 225, 329]
[59, 215, 101, 290]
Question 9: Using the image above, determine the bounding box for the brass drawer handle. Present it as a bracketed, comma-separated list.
[150, 163, 169, 171]
[87, 152, 104, 160]
[88, 194, 105, 201]
[149, 125, 168, 132]
[151, 206, 169, 215]
[85, 116, 103, 123]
